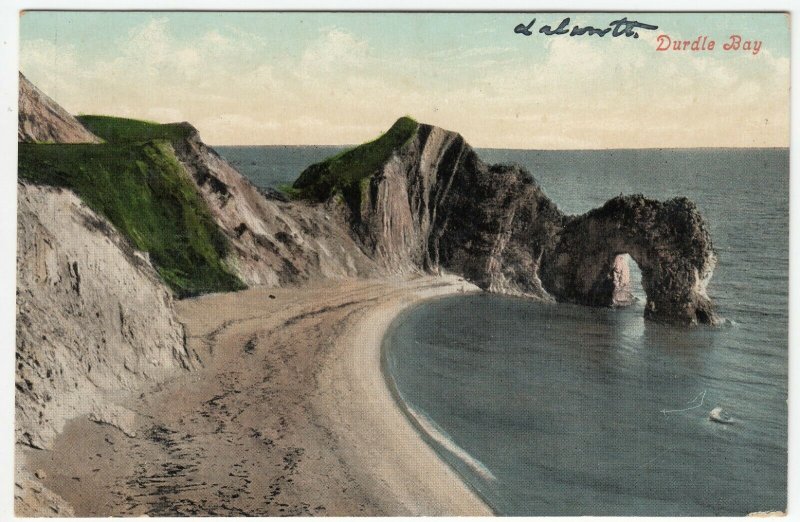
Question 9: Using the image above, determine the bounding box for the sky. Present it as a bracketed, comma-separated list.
[19, 11, 791, 148]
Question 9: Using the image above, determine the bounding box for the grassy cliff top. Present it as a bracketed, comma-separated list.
[76, 115, 194, 144]
[19, 140, 244, 297]
[291, 116, 418, 207]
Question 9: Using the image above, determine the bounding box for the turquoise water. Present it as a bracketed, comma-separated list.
[220, 146, 789, 515]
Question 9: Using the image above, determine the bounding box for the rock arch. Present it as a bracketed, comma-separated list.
[302, 120, 720, 327]
[539, 195, 720, 326]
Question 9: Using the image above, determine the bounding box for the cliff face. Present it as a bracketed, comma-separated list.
[16, 75, 203, 453]
[352, 124, 564, 296]
[305, 121, 719, 326]
[16, 184, 198, 450]
[17, 76, 721, 457]
[18, 73, 101, 144]
[169, 124, 381, 286]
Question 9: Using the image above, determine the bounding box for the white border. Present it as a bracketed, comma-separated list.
[0, 2, 795, 522]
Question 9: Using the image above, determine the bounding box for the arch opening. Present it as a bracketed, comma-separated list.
[610, 253, 645, 307]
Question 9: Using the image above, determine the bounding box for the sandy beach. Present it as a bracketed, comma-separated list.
[18, 275, 491, 516]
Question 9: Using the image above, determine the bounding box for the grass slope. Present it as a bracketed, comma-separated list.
[292, 116, 418, 209]
[19, 139, 244, 297]
[77, 115, 193, 144]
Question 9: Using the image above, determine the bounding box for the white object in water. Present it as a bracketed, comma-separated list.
[709, 407, 733, 424]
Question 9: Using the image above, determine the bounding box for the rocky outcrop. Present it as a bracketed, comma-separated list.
[18, 72, 101, 144]
[354, 125, 564, 296]
[16, 184, 198, 449]
[308, 121, 719, 326]
[164, 112, 720, 325]
[610, 254, 635, 307]
[169, 123, 381, 287]
[539, 195, 719, 325]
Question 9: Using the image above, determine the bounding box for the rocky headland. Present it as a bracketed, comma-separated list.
[294, 117, 719, 326]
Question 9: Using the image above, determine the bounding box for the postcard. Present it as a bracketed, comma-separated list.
[12, 8, 790, 517]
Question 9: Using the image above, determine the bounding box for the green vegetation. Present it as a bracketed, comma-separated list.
[292, 116, 418, 210]
[276, 183, 303, 200]
[19, 139, 245, 297]
[77, 115, 194, 144]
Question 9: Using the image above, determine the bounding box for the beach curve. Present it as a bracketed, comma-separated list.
[311, 274, 492, 516]
[20, 275, 492, 516]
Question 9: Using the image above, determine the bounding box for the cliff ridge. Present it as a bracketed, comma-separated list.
[296, 118, 720, 326]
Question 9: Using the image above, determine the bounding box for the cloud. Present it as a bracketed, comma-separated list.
[203, 29, 229, 46]
[296, 28, 370, 83]
[19, 15, 790, 147]
[20, 39, 83, 111]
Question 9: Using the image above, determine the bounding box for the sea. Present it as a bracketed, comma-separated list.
[217, 145, 789, 516]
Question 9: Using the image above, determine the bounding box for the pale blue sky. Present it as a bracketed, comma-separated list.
[20, 11, 791, 147]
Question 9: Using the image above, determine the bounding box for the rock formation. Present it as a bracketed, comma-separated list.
[299, 120, 720, 326]
[16, 77, 721, 453]
[168, 124, 381, 287]
[16, 184, 198, 450]
[610, 254, 635, 307]
[18, 69, 719, 325]
[360, 125, 564, 296]
[15, 69, 721, 517]
[16, 74, 204, 454]
[539, 195, 718, 325]
[15, 74, 386, 452]
[18, 72, 101, 144]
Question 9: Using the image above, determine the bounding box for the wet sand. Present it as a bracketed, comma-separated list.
[19, 275, 491, 516]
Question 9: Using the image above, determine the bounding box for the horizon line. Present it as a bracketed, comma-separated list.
[212, 144, 790, 151]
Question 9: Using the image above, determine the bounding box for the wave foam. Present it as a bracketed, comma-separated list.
[401, 396, 497, 483]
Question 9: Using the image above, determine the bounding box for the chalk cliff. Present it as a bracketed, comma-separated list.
[15, 74, 383, 446]
[16, 78, 200, 452]
[298, 119, 720, 326]
[16, 184, 198, 450]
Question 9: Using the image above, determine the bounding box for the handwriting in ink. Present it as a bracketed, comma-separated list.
[514, 17, 659, 39]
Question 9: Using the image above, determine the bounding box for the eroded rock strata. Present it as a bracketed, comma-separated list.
[16, 84, 722, 437]
[18, 70, 717, 326]
[302, 121, 720, 326]
[540, 195, 718, 325]
[17, 76, 203, 458]
[16, 184, 198, 450]
[169, 123, 381, 287]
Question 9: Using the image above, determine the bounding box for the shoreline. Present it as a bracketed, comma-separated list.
[380, 304, 500, 514]
[311, 274, 493, 516]
[380, 305, 500, 514]
[18, 275, 493, 516]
